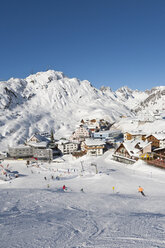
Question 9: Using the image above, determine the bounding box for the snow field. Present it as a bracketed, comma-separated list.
[0, 153, 165, 247]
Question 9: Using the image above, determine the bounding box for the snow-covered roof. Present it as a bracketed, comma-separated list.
[52, 157, 65, 163]
[94, 130, 111, 135]
[125, 131, 146, 135]
[94, 130, 121, 136]
[56, 139, 79, 145]
[122, 140, 151, 157]
[123, 141, 139, 157]
[153, 147, 165, 152]
[9, 145, 31, 149]
[87, 125, 98, 129]
[84, 139, 105, 146]
[153, 133, 165, 140]
[135, 140, 151, 149]
[27, 133, 49, 143]
[146, 133, 165, 140]
[28, 142, 48, 148]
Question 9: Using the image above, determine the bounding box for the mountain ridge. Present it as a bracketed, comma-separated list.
[0, 70, 164, 150]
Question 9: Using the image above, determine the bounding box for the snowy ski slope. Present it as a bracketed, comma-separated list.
[0, 152, 165, 248]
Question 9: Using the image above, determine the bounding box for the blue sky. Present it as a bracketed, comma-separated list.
[0, 0, 165, 90]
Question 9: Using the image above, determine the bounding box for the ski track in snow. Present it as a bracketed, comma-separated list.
[0, 190, 165, 247]
[0, 156, 165, 248]
[0, 194, 165, 248]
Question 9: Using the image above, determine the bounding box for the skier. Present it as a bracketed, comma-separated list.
[138, 186, 145, 196]
[63, 185, 67, 191]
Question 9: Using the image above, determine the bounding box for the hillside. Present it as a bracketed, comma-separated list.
[0, 70, 164, 150]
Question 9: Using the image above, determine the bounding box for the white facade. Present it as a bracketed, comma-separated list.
[33, 148, 53, 160]
[8, 145, 53, 160]
[70, 125, 91, 141]
[8, 145, 33, 158]
[57, 140, 79, 154]
[160, 139, 165, 148]
[82, 139, 105, 156]
[87, 147, 104, 156]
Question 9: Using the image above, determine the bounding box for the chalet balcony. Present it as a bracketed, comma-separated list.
[147, 159, 165, 169]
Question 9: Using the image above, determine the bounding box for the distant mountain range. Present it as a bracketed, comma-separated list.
[0, 70, 165, 150]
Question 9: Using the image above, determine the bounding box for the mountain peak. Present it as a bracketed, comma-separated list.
[0, 70, 164, 150]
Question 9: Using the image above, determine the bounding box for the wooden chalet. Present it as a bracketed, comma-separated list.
[124, 132, 146, 141]
[145, 134, 165, 149]
[113, 140, 151, 164]
[147, 148, 165, 169]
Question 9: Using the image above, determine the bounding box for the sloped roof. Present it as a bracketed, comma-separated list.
[27, 133, 50, 143]
[123, 140, 139, 157]
[122, 140, 150, 157]
[85, 138, 105, 146]
[152, 134, 165, 140]
[28, 141, 48, 148]
[153, 147, 165, 152]
[94, 130, 111, 135]
[146, 133, 165, 140]
[136, 140, 152, 149]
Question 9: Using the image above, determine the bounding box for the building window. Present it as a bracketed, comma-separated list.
[121, 148, 125, 154]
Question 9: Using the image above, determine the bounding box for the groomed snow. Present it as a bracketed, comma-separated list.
[0, 152, 165, 248]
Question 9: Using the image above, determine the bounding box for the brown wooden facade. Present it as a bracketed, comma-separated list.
[125, 132, 146, 141]
[146, 135, 160, 148]
[114, 143, 137, 160]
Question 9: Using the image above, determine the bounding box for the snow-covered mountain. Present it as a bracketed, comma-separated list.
[115, 86, 149, 109]
[0, 70, 164, 150]
[134, 87, 165, 114]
